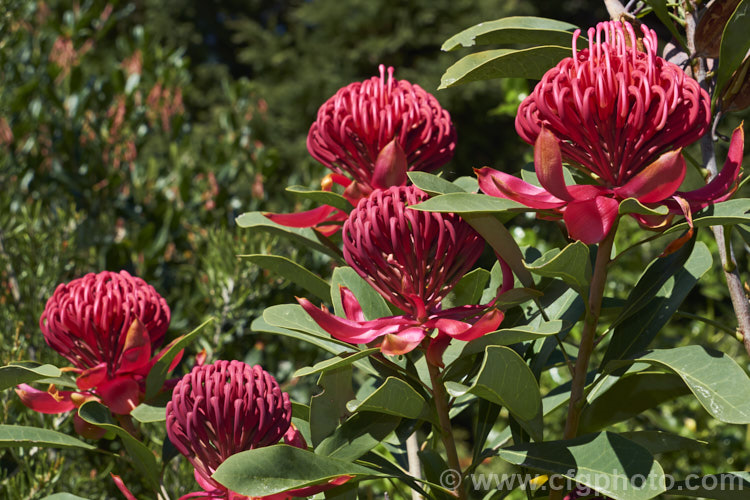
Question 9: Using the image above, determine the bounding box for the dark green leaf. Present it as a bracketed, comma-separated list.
[78, 401, 159, 489]
[716, 0, 750, 101]
[145, 318, 214, 400]
[442, 268, 491, 309]
[330, 267, 391, 319]
[456, 320, 565, 359]
[240, 254, 331, 302]
[0, 425, 95, 450]
[473, 399, 502, 462]
[0, 362, 62, 392]
[294, 348, 380, 377]
[618, 198, 669, 217]
[667, 472, 750, 499]
[235, 211, 342, 260]
[315, 412, 401, 461]
[310, 367, 354, 447]
[602, 241, 711, 364]
[497, 432, 666, 500]
[525, 241, 591, 293]
[213, 445, 385, 497]
[643, 0, 687, 48]
[347, 377, 429, 420]
[439, 46, 571, 89]
[410, 193, 525, 213]
[442, 16, 579, 51]
[286, 185, 353, 212]
[618, 431, 706, 455]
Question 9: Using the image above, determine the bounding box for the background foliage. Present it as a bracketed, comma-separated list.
[1, 0, 748, 499]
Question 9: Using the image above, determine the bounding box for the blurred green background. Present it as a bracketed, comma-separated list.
[1, 0, 748, 498]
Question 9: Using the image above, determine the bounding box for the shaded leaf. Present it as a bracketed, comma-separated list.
[315, 412, 401, 461]
[618, 198, 669, 217]
[525, 242, 591, 294]
[0, 362, 63, 392]
[695, 0, 743, 57]
[715, 0, 750, 101]
[286, 185, 352, 212]
[643, 0, 687, 48]
[618, 430, 706, 455]
[664, 199, 750, 235]
[442, 16, 579, 51]
[439, 46, 571, 89]
[310, 367, 354, 447]
[442, 268, 491, 309]
[294, 348, 380, 378]
[667, 472, 750, 499]
[347, 377, 429, 421]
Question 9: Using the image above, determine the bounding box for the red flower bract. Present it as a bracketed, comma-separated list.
[478, 21, 743, 244]
[308, 65, 457, 193]
[299, 186, 510, 359]
[40, 270, 170, 372]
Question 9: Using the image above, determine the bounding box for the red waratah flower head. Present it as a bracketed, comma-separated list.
[477, 20, 743, 244]
[165, 361, 347, 500]
[16, 270, 176, 416]
[299, 185, 512, 360]
[266, 65, 457, 234]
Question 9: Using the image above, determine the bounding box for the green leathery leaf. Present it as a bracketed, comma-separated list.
[212, 445, 385, 497]
[330, 266, 391, 320]
[407, 172, 466, 195]
[618, 430, 706, 455]
[315, 411, 401, 461]
[439, 46, 572, 88]
[130, 403, 166, 423]
[0, 362, 63, 392]
[664, 199, 750, 235]
[0, 425, 95, 450]
[525, 241, 591, 293]
[286, 185, 353, 212]
[715, 0, 750, 102]
[310, 366, 354, 447]
[347, 377, 429, 421]
[442, 16, 580, 51]
[618, 198, 669, 217]
[240, 254, 330, 302]
[618, 346, 750, 424]
[294, 348, 380, 378]
[667, 472, 750, 499]
[78, 401, 159, 489]
[410, 193, 526, 213]
[442, 268, 491, 309]
[496, 432, 666, 500]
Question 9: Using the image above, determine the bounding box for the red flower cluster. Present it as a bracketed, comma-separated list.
[266, 65, 457, 234]
[299, 185, 511, 361]
[16, 271, 179, 431]
[477, 21, 743, 243]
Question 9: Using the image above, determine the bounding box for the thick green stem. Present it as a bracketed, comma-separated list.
[550, 229, 616, 500]
[427, 359, 466, 500]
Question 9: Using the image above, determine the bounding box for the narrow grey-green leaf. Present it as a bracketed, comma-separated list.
[213, 445, 385, 497]
[0, 363, 62, 392]
[442, 16, 579, 51]
[78, 401, 160, 489]
[407, 172, 466, 195]
[240, 254, 330, 302]
[439, 46, 571, 89]
[525, 241, 591, 293]
[716, 0, 750, 101]
[286, 185, 353, 212]
[0, 425, 95, 450]
[235, 211, 342, 260]
[497, 432, 666, 500]
[629, 346, 750, 424]
[294, 348, 380, 378]
[145, 317, 214, 400]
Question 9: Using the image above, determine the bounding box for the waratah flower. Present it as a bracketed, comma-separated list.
[477, 20, 743, 244]
[165, 360, 347, 500]
[16, 271, 178, 417]
[266, 65, 457, 233]
[299, 185, 511, 361]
